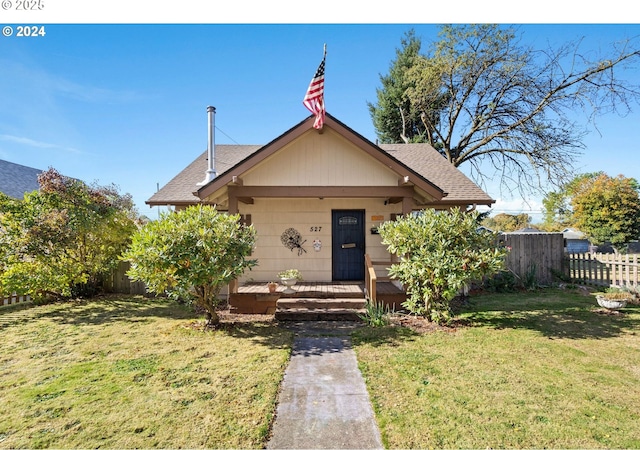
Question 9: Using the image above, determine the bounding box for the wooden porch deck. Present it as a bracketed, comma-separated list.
[230, 281, 406, 315]
[237, 281, 403, 298]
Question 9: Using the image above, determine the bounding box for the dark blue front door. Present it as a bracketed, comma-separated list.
[332, 210, 365, 281]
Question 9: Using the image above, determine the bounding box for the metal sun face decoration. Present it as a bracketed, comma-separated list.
[281, 228, 307, 256]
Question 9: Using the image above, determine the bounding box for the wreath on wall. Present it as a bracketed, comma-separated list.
[280, 228, 307, 256]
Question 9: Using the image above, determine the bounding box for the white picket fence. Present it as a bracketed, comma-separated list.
[566, 252, 639, 290]
[1, 293, 32, 307]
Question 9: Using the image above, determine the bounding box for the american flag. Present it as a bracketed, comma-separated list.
[302, 47, 326, 130]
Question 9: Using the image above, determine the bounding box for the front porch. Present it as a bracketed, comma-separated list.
[228, 280, 406, 317]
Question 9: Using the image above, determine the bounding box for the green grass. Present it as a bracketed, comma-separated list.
[0, 296, 292, 449]
[353, 288, 640, 449]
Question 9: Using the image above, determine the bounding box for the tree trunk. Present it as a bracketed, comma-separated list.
[203, 309, 220, 327]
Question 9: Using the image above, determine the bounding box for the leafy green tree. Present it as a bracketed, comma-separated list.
[541, 172, 602, 231]
[368, 30, 430, 144]
[571, 174, 640, 252]
[541, 191, 573, 232]
[372, 24, 640, 196]
[482, 212, 532, 232]
[123, 205, 257, 326]
[378, 208, 507, 323]
[0, 169, 138, 299]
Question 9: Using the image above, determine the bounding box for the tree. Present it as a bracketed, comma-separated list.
[571, 174, 640, 252]
[371, 24, 640, 196]
[123, 205, 257, 326]
[541, 172, 602, 231]
[0, 169, 138, 299]
[378, 208, 507, 323]
[368, 30, 430, 144]
[482, 212, 532, 232]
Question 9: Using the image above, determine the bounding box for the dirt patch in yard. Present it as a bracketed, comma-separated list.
[182, 308, 277, 332]
[389, 314, 463, 334]
[218, 310, 276, 324]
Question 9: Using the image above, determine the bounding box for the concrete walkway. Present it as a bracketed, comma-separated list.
[266, 322, 384, 450]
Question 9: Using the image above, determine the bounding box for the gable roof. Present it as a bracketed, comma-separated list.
[148, 145, 261, 206]
[147, 113, 493, 207]
[0, 159, 42, 199]
[379, 144, 492, 205]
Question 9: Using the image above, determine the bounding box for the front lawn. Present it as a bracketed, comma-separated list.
[353, 288, 640, 449]
[0, 297, 292, 449]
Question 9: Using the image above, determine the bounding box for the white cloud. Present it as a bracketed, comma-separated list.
[0, 58, 141, 105]
[0, 134, 82, 154]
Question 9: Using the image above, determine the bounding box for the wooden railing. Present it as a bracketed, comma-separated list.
[566, 252, 639, 289]
[364, 254, 377, 303]
[364, 254, 396, 303]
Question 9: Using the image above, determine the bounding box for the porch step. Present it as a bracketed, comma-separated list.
[275, 298, 367, 321]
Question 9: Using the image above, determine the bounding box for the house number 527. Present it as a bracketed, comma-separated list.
[310, 226, 322, 232]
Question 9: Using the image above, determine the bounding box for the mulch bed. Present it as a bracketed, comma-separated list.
[387, 295, 471, 334]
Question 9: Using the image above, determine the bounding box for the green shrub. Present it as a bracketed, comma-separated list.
[123, 205, 257, 326]
[378, 209, 508, 323]
[0, 170, 138, 300]
[483, 270, 519, 292]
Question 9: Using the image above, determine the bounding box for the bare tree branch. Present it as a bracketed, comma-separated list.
[404, 24, 640, 195]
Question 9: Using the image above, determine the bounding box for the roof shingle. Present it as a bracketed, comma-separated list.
[147, 145, 260, 205]
[0, 159, 42, 199]
[379, 144, 492, 204]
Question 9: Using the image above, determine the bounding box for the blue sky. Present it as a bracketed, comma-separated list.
[1, 7, 639, 221]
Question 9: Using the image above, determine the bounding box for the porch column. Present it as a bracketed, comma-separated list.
[402, 196, 413, 215]
[228, 192, 238, 215]
[227, 195, 239, 298]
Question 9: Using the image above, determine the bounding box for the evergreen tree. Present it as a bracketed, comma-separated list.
[368, 30, 428, 144]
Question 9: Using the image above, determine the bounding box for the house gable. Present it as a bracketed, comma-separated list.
[196, 114, 446, 212]
[241, 127, 400, 187]
[147, 112, 494, 211]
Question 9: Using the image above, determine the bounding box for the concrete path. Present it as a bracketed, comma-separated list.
[266, 322, 384, 450]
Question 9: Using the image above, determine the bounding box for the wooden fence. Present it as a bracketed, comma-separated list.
[103, 261, 148, 295]
[566, 252, 639, 289]
[1, 261, 146, 306]
[499, 232, 565, 285]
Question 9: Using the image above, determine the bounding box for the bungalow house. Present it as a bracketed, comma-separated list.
[147, 109, 495, 316]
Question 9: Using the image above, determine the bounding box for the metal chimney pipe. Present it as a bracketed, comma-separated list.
[198, 105, 217, 186]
